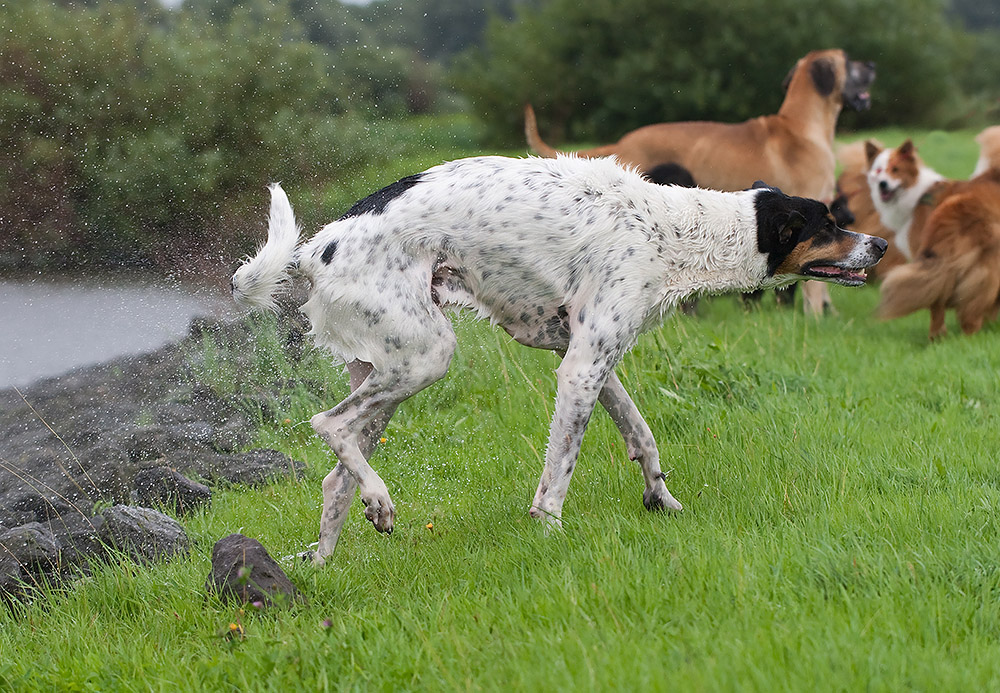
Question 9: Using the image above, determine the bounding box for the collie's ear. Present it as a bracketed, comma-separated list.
[864, 140, 882, 168]
[898, 139, 916, 159]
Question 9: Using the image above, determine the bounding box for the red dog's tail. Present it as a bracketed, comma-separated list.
[877, 258, 953, 321]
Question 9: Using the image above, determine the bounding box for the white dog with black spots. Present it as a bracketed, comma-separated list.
[232, 155, 886, 565]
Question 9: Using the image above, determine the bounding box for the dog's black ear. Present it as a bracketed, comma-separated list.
[810, 57, 837, 97]
[778, 210, 807, 245]
[752, 180, 785, 196]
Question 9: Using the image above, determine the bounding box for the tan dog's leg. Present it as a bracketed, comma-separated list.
[929, 303, 947, 340]
[801, 280, 835, 315]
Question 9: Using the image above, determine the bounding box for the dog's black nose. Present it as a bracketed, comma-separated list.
[872, 236, 888, 256]
[879, 180, 889, 191]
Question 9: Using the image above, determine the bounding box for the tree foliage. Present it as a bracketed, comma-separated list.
[0, 1, 390, 270]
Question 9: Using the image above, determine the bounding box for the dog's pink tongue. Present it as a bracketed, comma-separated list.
[811, 266, 865, 282]
[810, 265, 842, 277]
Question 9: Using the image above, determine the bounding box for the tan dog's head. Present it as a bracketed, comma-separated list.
[752, 182, 887, 288]
[784, 49, 875, 112]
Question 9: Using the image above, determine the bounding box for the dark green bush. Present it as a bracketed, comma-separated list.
[0, 2, 384, 271]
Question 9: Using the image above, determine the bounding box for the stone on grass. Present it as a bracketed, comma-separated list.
[0, 522, 60, 570]
[46, 512, 106, 568]
[206, 533, 300, 607]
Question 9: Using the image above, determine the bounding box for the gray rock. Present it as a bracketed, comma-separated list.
[99, 505, 189, 562]
[0, 522, 60, 570]
[216, 449, 305, 487]
[0, 553, 26, 597]
[131, 467, 211, 515]
[46, 512, 106, 567]
[206, 533, 300, 607]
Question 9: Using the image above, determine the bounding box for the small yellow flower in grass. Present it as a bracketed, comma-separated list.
[283, 418, 292, 425]
[425, 522, 433, 531]
[379, 437, 387, 444]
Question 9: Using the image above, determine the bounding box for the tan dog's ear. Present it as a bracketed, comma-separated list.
[809, 58, 837, 96]
[864, 140, 882, 168]
[781, 58, 802, 91]
[898, 139, 916, 159]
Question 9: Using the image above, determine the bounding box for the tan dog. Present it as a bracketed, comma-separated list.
[525, 48, 876, 314]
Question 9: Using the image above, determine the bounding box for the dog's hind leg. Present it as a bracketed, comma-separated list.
[955, 266, 1000, 336]
[598, 372, 683, 512]
[311, 317, 457, 556]
[313, 360, 399, 565]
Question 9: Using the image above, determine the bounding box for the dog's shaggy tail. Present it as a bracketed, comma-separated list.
[231, 183, 301, 311]
[877, 258, 952, 321]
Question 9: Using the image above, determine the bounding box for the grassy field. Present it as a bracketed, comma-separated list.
[2, 128, 998, 691]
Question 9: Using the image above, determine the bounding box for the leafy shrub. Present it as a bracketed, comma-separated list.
[0, 2, 388, 271]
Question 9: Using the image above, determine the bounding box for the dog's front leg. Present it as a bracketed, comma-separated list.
[530, 341, 618, 527]
[598, 372, 682, 512]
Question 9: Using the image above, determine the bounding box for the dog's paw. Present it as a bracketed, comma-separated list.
[643, 485, 683, 512]
[528, 505, 563, 533]
[362, 494, 395, 534]
[282, 549, 324, 566]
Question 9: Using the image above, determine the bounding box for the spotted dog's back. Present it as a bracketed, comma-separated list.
[296, 156, 762, 366]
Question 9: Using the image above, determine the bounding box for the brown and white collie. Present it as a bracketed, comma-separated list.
[866, 135, 1000, 339]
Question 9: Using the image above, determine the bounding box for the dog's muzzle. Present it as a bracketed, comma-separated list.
[803, 234, 887, 287]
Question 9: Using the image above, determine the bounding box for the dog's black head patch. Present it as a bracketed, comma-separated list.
[754, 187, 839, 275]
[843, 53, 875, 111]
[339, 173, 425, 221]
[755, 186, 886, 285]
[829, 192, 855, 227]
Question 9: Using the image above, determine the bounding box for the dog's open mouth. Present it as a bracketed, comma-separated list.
[878, 185, 898, 203]
[846, 90, 872, 111]
[804, 264, 869, 286]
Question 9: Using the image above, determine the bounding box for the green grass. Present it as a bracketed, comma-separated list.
[2, 128, 998, 691]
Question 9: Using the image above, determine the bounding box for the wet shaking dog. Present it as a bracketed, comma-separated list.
[232, 155, 886, 564]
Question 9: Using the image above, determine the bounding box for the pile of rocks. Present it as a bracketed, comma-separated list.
[0, 317, 307, 601]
